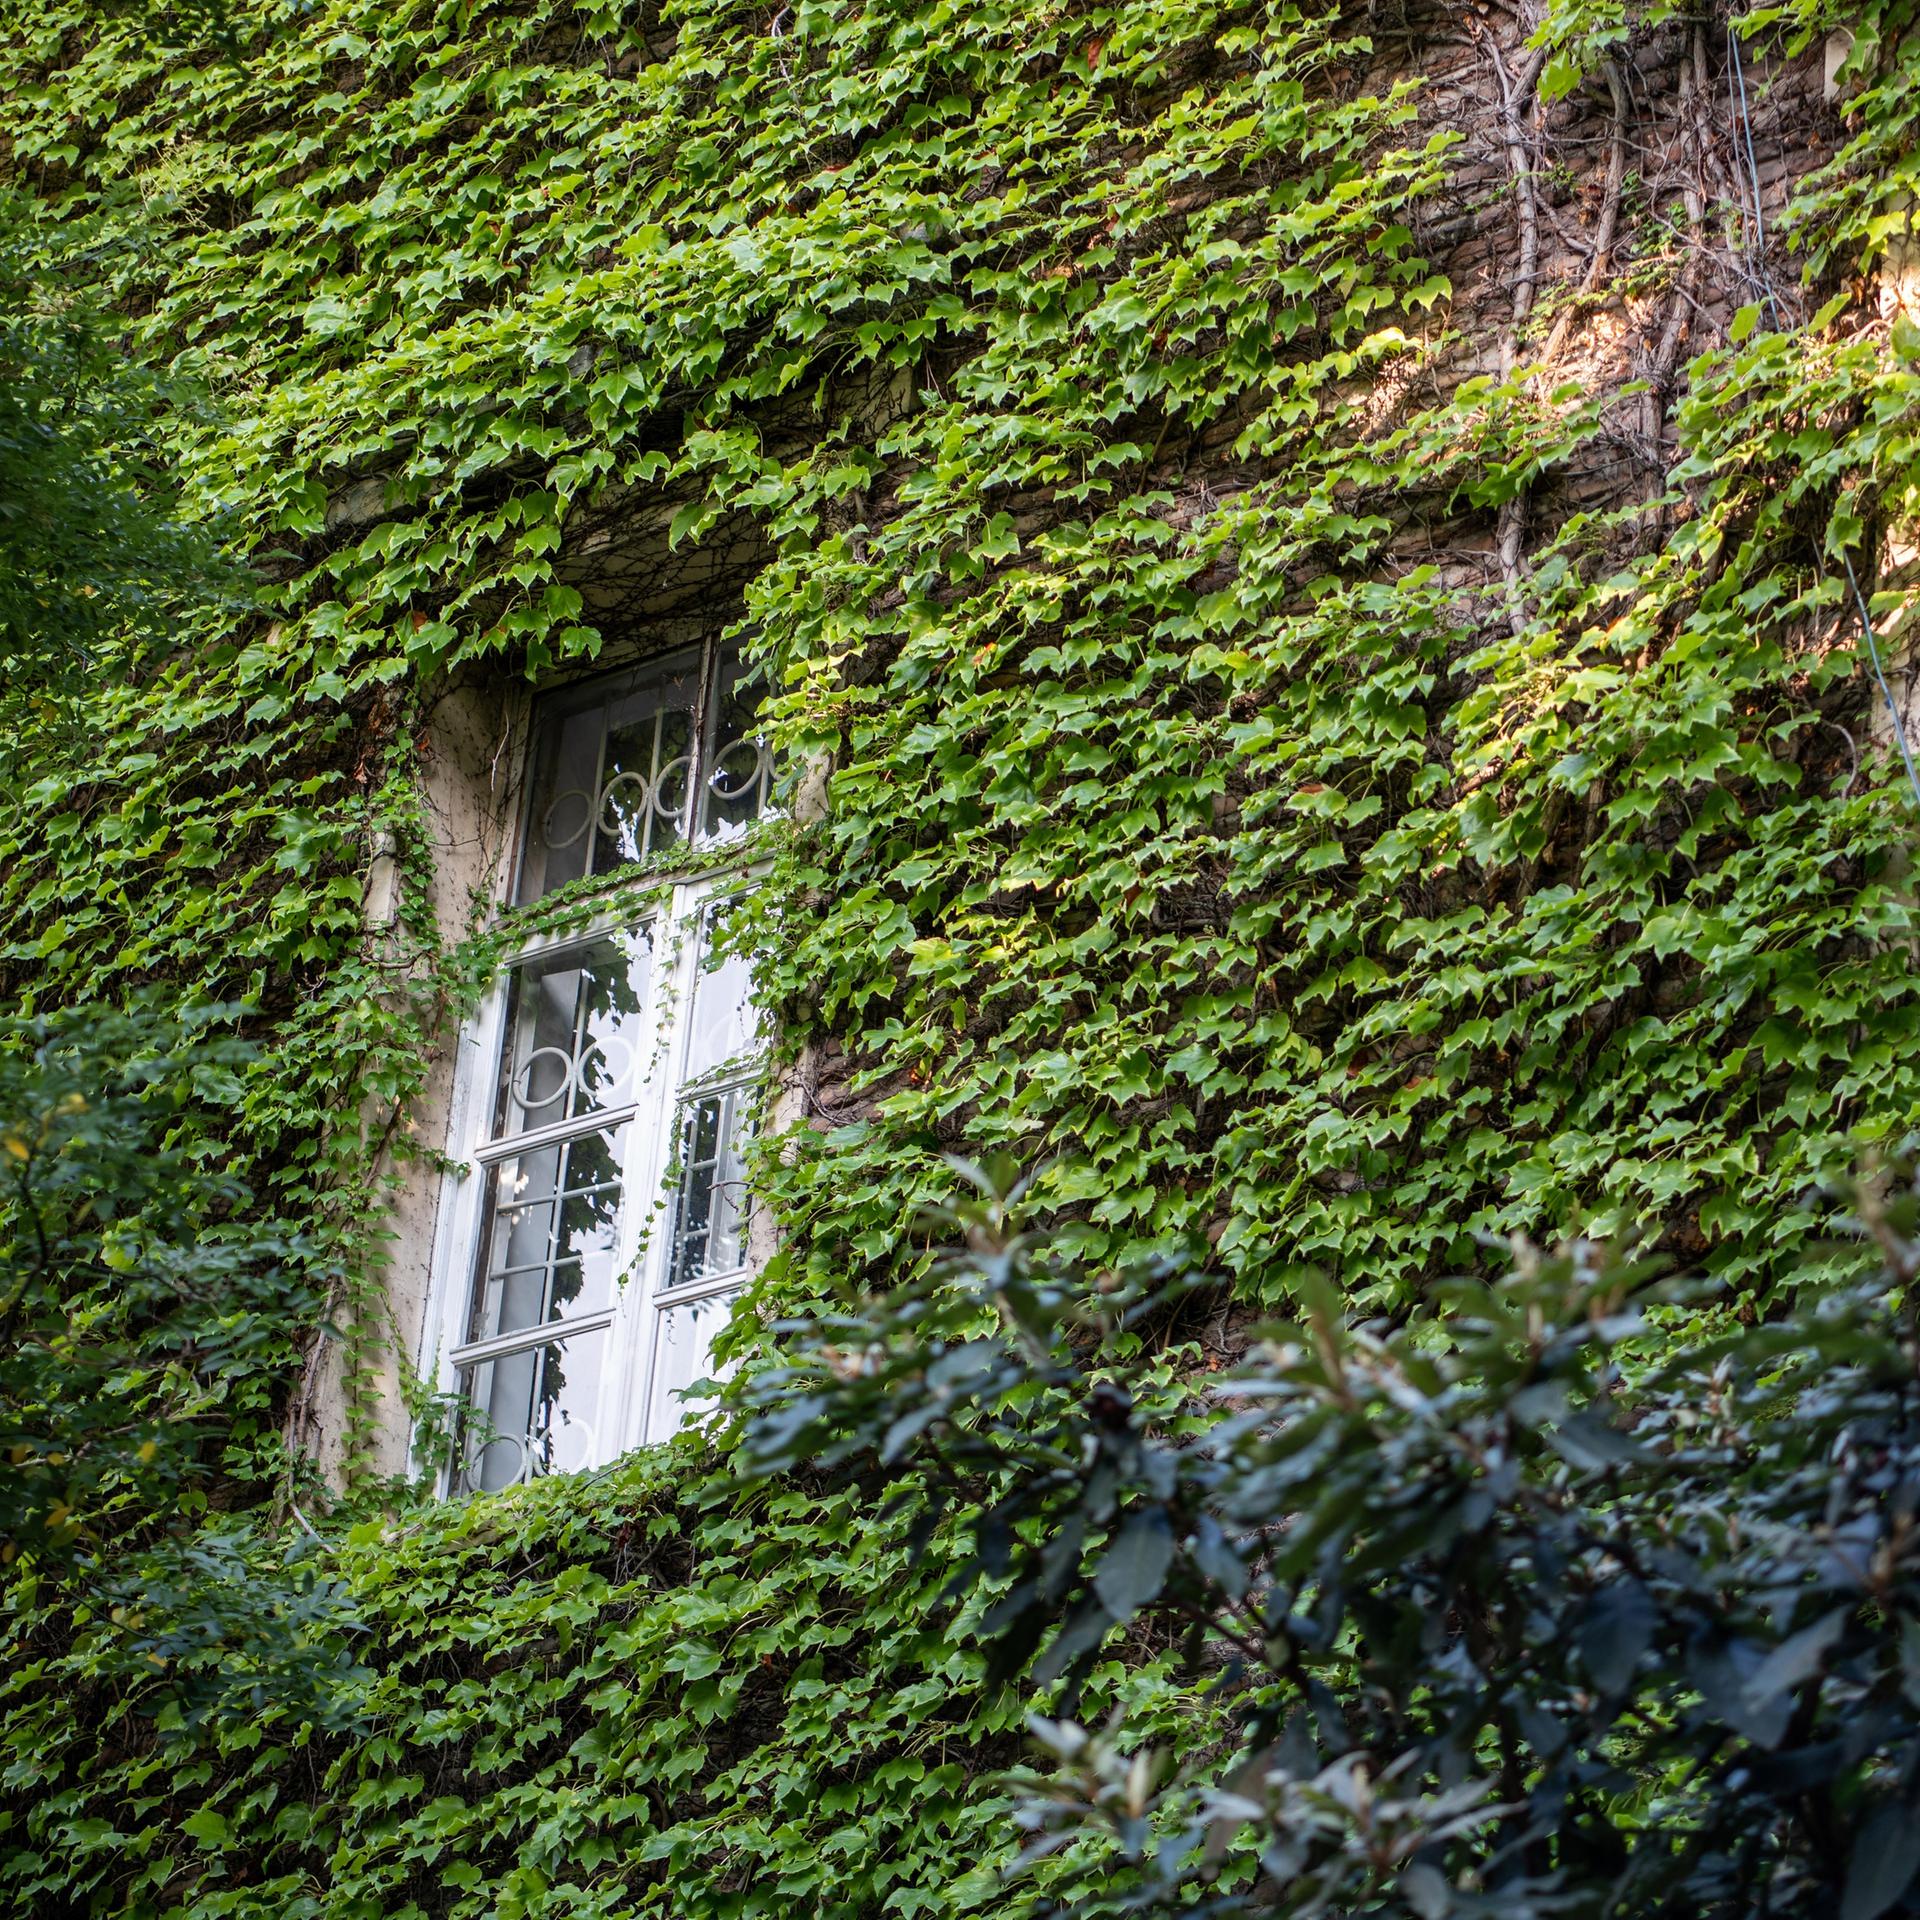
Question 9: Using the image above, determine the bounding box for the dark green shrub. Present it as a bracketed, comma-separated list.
[745, 1162, 1920, 1917]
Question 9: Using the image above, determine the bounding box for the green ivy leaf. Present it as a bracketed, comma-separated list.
[180, 1810, 229, 1848]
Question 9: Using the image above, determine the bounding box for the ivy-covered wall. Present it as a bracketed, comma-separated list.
[3, 0, 1920, 1912]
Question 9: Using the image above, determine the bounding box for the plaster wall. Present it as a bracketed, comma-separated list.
[292, 676, 524, 1485]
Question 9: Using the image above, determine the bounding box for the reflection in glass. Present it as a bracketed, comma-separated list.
[683, 903, 759, 1085]
[467, 1126, 627, 1342]
[516, 651, 702, 902]
[645, 1286, 743, 1445]
[666, 1088, 751, 1289]
[698, 645, 772, 842]
[455, 1327, 605, 1492]
[493, 930, 653, 1136]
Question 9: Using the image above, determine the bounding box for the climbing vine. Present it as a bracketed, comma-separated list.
[2, 0, 1918, 1911]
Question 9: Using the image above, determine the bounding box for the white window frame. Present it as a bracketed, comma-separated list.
[416, 641, 767, 1491]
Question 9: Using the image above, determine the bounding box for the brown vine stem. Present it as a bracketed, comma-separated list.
[1644, 34, 1711, 494]
[1477, 23, 1550, 636]
[1480, 27, 1550, 353]
[1692, 26, 1753, 295]
[1537, 59, 1629, 371]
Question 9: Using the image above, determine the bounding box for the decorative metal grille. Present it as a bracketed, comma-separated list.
[515, 641, 771, 904]
[697, 646, 774, 843]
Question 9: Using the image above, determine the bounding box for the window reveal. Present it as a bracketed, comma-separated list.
[435, 642, 766, 1493]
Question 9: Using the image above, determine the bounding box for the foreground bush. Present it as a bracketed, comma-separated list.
[744, 1164, 1920, 1918]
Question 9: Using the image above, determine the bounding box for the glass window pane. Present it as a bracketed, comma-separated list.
[456, 1328, 606, 1492]
[517, 652, 702, 902]
[697, 642, 771, 843]
[666, 1087, 750, 1290]
[681, 901, 758, 1086]
[492, 930, 653, 1138]
[644, 1284, 743, 1444]
[467, 1126, 627, 1342]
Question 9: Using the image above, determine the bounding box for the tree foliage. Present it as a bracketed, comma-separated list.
[0, 1005, 316, 1566]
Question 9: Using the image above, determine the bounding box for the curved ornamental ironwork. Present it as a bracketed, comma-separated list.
[515, 641, 772, 903]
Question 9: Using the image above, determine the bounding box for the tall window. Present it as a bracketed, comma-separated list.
[427, 641, 769, 1493]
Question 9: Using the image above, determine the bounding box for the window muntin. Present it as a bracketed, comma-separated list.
[659, 901, 759, 1298]
[679, 906, 758, 1083]
[645, 1290, 739, 1448]
[493, 933, 653, 1137]
[434, 639, 768, 1492]
[465, 1125, 629, 1342]
[515, 648, 701, 903]
[665, 1086, 751, 1291]
[456, 1326, 605, 1494]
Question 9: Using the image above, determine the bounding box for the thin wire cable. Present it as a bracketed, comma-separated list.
[1842, 550, 1920, 814]
[1723, 28, 1914, 810]
[1726, 25, 1781, 327]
